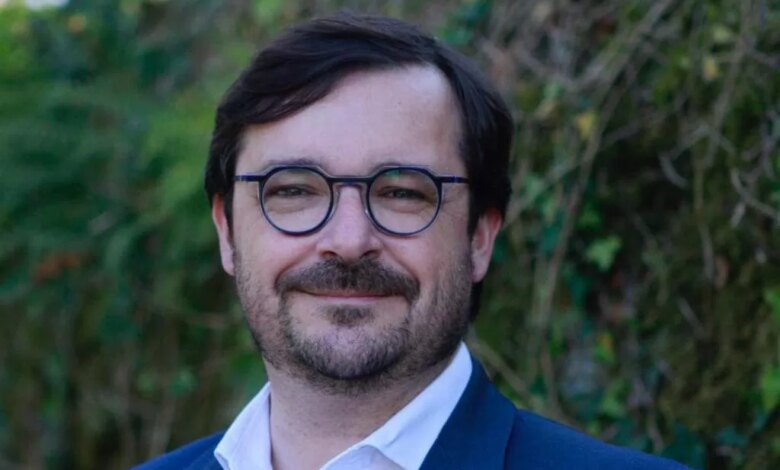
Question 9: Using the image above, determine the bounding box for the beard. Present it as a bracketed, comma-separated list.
[235, 253, 473, 395]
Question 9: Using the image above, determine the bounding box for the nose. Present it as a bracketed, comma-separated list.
[315, 185, 382, 262]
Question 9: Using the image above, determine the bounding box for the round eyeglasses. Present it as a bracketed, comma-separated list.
[234, 165, 469, 236]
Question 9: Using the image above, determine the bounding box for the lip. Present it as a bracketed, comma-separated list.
[298, 291, 393, 302]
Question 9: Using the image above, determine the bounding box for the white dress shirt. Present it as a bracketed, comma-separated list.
[214, 342, 472, 470]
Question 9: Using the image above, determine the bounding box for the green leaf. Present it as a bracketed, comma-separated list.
[576, 201, 602, 230]
[252, 0, 284, 26]
[759, 364, 780, 413]
[764, 288, 780, 326]
[171, 368, 196, 397]
[575, 110, 598, 140]
[522, 172, 546, 207]
[716, 426, 749, 449]
[598, 380, 626, 419]
[585, 236, 622, 271]
[712, 25, 735, 45]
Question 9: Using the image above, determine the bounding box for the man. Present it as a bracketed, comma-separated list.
[136, 12, 688, 470]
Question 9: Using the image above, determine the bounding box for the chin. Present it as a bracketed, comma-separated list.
[289, 322, 411, 382]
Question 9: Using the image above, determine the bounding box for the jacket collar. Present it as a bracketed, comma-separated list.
[420, 355, 517, 470]
[186, 441, 224, 470]
[186, 355, 515, 470]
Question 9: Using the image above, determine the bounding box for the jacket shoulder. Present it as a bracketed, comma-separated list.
[132, 431, 224, 470]
[506, 410, 690, 470]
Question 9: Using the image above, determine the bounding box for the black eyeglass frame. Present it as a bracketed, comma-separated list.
[233, 165, 469, 236]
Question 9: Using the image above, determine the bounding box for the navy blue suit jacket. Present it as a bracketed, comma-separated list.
[135, 357, 689, 469]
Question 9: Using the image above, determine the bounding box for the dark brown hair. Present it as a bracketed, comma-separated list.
[205, 12, 513, 233]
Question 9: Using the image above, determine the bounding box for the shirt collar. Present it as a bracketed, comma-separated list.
[214, 384, 273, 470]
[214, 342, 472, 470]
[332, 342, 471, 469]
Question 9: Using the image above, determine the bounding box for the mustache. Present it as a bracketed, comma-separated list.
[275, 258, 420, 303]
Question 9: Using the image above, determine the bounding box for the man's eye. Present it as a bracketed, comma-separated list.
[267, 186, 314, 198]
[379, 188, 426, 200]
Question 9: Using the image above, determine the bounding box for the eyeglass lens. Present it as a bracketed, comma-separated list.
[260, 168, 440, 234]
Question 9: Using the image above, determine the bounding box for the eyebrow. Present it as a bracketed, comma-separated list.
[252, 156, 320, 172]
[248, 157, 434, 175]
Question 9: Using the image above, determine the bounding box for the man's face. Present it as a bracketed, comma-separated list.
[212, 66, 501, 391]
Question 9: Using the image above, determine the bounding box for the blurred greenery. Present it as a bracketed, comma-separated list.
[1, 0, 779, 468]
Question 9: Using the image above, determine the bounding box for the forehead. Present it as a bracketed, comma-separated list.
[236, 65, 463, 175]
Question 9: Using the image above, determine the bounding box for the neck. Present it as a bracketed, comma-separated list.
[265, 357, 452, 470]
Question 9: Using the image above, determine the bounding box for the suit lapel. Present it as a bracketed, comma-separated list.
[185, 446, 223, 470]
[420, 355, 516, 470]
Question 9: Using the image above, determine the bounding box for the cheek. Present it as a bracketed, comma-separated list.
[391, 225, 471, 296]
[232, 215, 312, 292]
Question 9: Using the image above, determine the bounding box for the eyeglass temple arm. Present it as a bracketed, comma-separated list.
[436, 176, 469, 184]
[234, 175, 268, 182]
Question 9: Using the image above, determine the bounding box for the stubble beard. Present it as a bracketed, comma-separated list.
[235, 254, 473, 395]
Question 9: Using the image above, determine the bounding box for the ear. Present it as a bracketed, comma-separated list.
[470, 209, 502, 283]
[211, 194, 235, 276]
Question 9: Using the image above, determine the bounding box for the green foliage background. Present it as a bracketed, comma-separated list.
[1, 0, 779, 468]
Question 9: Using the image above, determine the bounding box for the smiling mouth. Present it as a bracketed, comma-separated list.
[298, 290, 395, 302]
